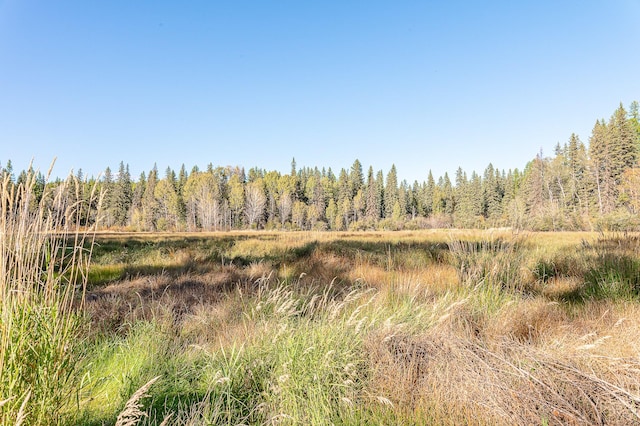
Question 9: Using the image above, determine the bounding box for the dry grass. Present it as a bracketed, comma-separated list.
[74, 229, 640, 424]
[367, 302, 640, 425]
[115, 376, 160, 426]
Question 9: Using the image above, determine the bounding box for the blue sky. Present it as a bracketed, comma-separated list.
[1, 1, 639, 183]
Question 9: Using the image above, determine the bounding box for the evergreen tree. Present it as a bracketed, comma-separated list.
[432, 176, 445, 216]
[629, 101, 640, 156]
[322, 169, 337, 210]
[566, 133, 590, 214]
[590, 120, 616, 214]
[521, 151, 556, 227]
[384, 165, 399, 219]
[423, 171, 435, 217]
[409, 181, 421, 219]
[2, 159, 14, 183]
[102, 166, 115, 227]
[482, 164, 502, 221]
[165, 166, 177, 190]
[142, 164, 159, 230]
[375, 170, 385, 218]
[290, 157, 304, 202]
[247, 167, 263, 182]
[609, 103, 637, 176]
[470, 172, 484, 220]
[441, 172, 454, 215]
[175, 164, 188, 224]
[453, 168, 472, 226]
[349, 159, 364, 197]
[396, 180, 410, 220]
[112, 162, 133, 227]
[456, 168, 486, 227]
[178, 164, 188, 194]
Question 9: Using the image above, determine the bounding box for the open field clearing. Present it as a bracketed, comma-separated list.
[5, 212, 640, 424]
[77, 230, 640, 425]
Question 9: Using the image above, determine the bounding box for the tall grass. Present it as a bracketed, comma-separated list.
[448, 233, 532, 292]
[76, 229, 640, 424]
[0, 167, 100, 424]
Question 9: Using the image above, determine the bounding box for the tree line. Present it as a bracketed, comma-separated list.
[2, 101, 640, 231]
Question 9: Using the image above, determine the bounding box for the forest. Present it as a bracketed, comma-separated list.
[2, 101, 640, 233]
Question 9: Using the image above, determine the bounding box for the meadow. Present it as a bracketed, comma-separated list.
[3, 177, 640, 425]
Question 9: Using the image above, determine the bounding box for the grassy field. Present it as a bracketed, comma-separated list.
[75, 230, 639, 425]
[5, 221, 640, 424]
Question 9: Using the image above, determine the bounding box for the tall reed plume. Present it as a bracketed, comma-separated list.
[0, 164, 101, 424]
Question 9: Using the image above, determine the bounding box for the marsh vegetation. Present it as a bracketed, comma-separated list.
[3, 173, 640, 425]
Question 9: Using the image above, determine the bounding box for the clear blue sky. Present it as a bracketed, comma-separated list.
[1, 1, 639, 183]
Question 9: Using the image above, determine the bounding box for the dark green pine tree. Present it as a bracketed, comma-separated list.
[522, 151, 552, 219]
[629, 101, 640, 157]
[113, 161, 133, 227]
[409, 181, 421, 219]
[441, 172, 455, 215]
[142, 164, 159, 230]
[165, 166, 177, 191]
[349, 159, 364, 198]
[453, 167, 470, 226]
[396, 180, 410, 221]
[102, 166, 115, 227]
[566, 133, 590, 214]
[423, 171, 435, 217]
[469, 171, 484, 220]
[384, 164, 399, 219]
[590, 119, 616, 214]
[375, 170, 385, 220]
[176, 164, 188, 224]
[350, 160, 365, 224]
[178, 164, 188, 194]
[482, 163, 503, 221]
[290, 157, 304, 202]
[502, 169, 518, 207]
[608, 103, 637, 182]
